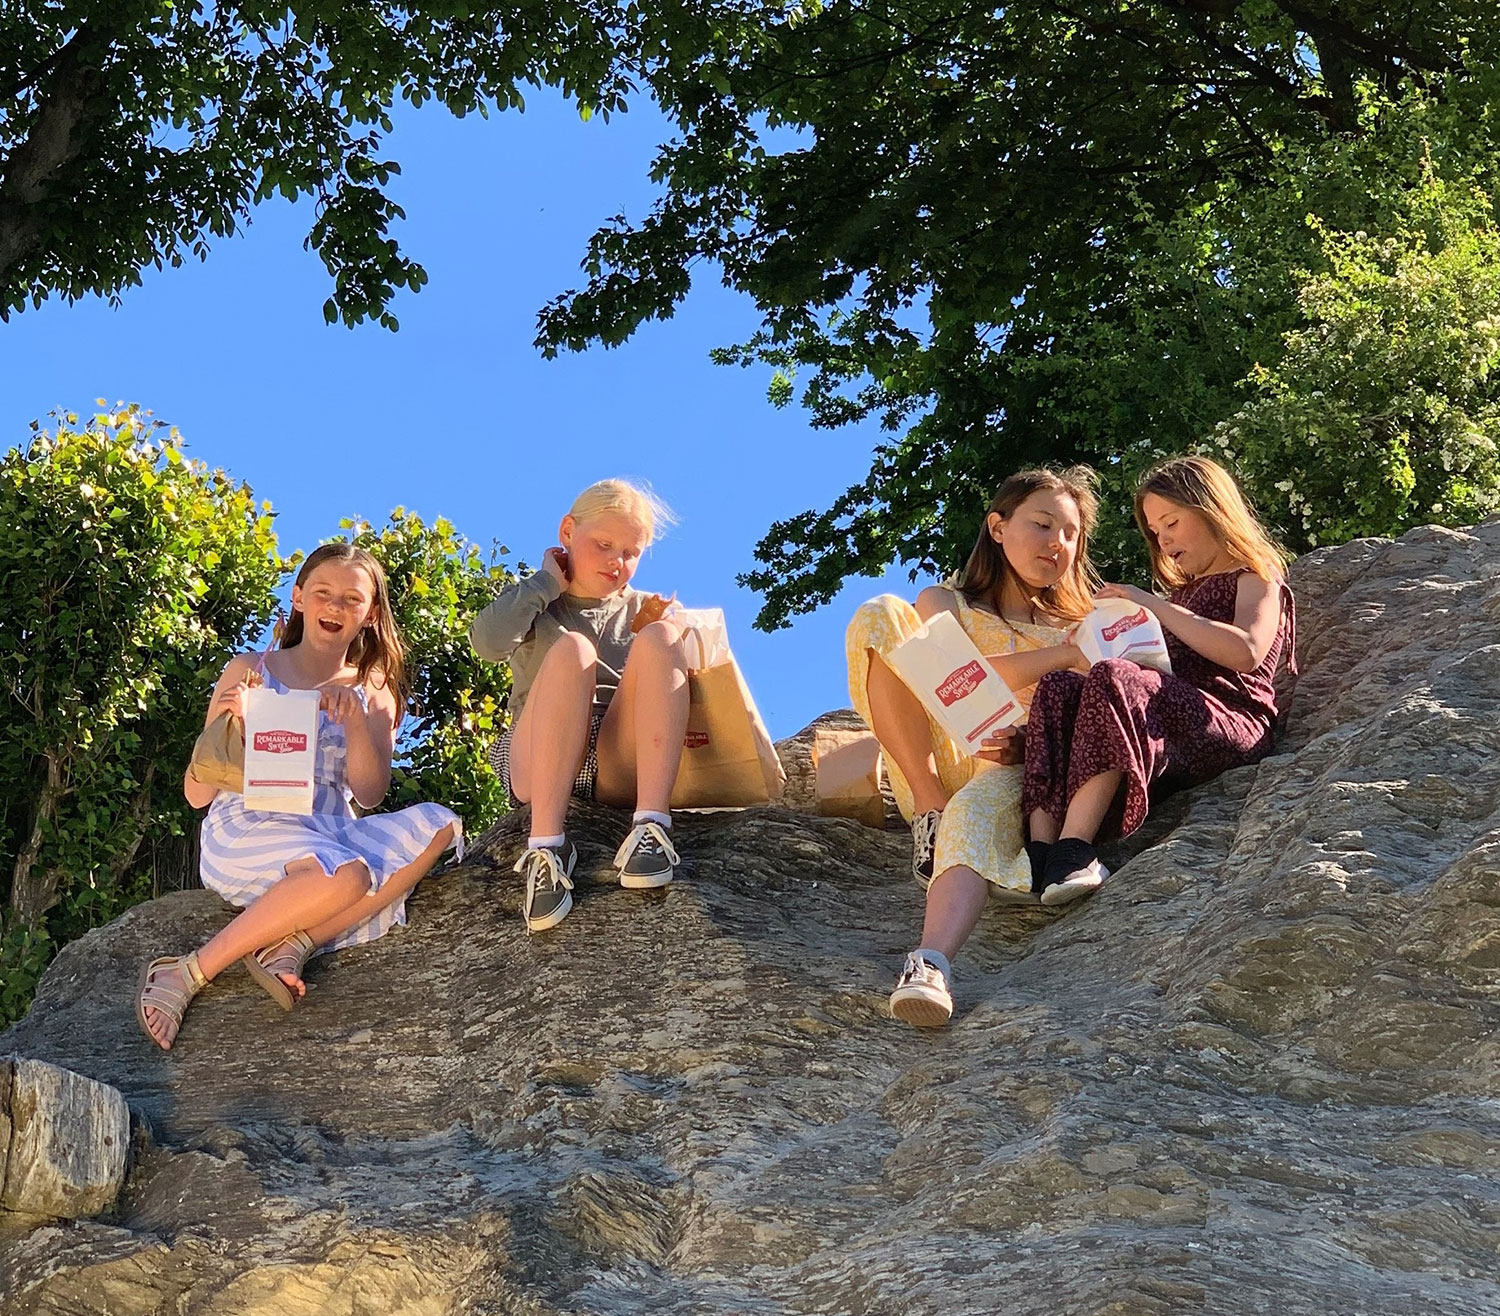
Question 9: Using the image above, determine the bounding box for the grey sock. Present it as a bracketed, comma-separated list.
[913, 947, 952, 980]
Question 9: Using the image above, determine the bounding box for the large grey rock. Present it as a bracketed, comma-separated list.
[2, 522, 1499, 1314]
[0, 1058, 129, 1218]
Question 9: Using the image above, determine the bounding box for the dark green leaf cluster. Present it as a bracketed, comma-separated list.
[533, 0, 1500, 626]
[0, 0, 645, 325]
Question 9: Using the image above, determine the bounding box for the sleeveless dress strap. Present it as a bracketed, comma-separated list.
[1279, 578, 1299, 677]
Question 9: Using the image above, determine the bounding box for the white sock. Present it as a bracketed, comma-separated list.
[633, 810, 671, 829]
[528, 833, 566, 850]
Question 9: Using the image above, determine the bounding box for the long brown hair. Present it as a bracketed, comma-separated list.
[282, 544, 409, 708]
[1134, 456, 1291, 590]
[957, 467, 1100, 622]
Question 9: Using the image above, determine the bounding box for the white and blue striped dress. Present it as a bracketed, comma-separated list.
[199, 668, 464, 951]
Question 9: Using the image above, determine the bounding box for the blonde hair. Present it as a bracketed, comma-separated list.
[1134, 456, 1292, 589]
[567, 478, 676, 545]
[957, 467, 1101, 623]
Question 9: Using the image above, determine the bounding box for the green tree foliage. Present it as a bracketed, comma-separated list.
[0, 0, 666, 326]
[533, 1, 1500, 624]
[0, 406, 285, 1015]
[339, 510, 513, 830]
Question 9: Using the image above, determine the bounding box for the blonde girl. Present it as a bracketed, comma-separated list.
[470, 478, 688, 932]
[1023, 455, 1297, 896]
[137, 544, 463, 1050]
[845, 468, 1101, 1028]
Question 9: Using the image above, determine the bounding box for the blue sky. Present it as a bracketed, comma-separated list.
[0, 92, 917, 738]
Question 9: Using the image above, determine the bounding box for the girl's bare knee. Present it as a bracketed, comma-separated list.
[631, 619, 685, 659]
[333, 860, 371, 901]
[545, 631, 597, 670]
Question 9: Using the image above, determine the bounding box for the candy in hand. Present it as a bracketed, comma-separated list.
[631, 593, 678, 633]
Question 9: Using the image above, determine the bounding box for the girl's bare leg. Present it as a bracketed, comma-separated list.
[594, 620, 689, 812]
[298, 823, 458, 955]
[917, 865, 990, 962]
[1059, 771, 1124, 843]
[866, 651, 948, 815]
[140, 858, 369, 1048]
[1029, 809, 1060, 844]
[508, 633, 597, 836]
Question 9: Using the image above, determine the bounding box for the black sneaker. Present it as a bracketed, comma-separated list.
[514, 840, 577, 931]
[1038, 837, 1108, 906]
[613, 822, 679, 889]
[910, 810, 942, 889]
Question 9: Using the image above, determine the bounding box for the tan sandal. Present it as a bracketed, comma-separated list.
[137, 952, 208, 1050]
[242, 930, 317, 1011]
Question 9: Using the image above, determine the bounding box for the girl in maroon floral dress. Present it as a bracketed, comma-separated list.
[1022, 456, 1297, 901]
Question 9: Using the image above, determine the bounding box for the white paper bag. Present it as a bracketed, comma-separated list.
[1076, 598, 1173, 675]
[242, 687, 320, 814]
[885, 610, 1024, 755]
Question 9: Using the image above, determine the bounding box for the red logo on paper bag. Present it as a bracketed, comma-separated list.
[1101, 608, 1149, 642]
[936, 660, 986, 707]
[253, 730, 308, 754]
[683, 730, 710, 749]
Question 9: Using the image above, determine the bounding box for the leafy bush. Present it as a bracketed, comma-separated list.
[0, 406, 286, 1019]
[1212, 172, 1500, 549]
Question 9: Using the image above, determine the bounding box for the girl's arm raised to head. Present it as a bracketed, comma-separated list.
[183, 653, 259, 809]
[469, 564, 565, 662]
[1099, 574, 1282, 673]
[338, 678, 397, 810]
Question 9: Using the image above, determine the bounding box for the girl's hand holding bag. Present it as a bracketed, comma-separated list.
[187, 656, 267, 795]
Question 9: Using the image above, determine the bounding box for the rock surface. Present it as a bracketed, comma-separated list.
[0, 1058, 129, 1218]
[3, 523, 1500, 1314]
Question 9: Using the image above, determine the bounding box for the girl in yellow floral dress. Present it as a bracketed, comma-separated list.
[845, 468, 1102, 1027]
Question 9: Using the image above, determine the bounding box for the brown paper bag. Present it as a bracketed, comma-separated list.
[188, 712, 245, 793]
[669, 608, 786, 808]
[813, 728, 885, 828]
[186, 653, 269, 795]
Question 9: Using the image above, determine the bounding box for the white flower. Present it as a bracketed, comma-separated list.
[1274, 480, 1294, 492]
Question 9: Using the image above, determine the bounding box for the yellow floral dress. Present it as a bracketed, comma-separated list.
[846, 590, 1066, 895]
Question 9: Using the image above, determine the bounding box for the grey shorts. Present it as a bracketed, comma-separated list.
[490, 710, 604, 804]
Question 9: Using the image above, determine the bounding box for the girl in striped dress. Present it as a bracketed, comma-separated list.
[137, 544, 462, 1050]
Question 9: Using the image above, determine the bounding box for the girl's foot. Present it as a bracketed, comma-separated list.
[889, 950, 954, 1027]
[614, 821, 678, 889]
[137, 952, 209, 1051]
[910, 810, 943, 889]
[516, 840, 577, 931]
[242, 930, 317, 1011]
[1039, 839, 1109, 905]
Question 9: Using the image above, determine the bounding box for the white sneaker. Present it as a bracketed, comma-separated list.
[1039, 859, 1110, 906]
[889, 952, 954, 1028]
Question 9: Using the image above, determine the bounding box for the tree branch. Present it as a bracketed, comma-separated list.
[0, 28, 104, 281]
